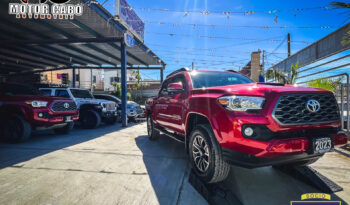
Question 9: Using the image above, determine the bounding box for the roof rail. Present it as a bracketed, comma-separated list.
[166, 67, 190, 78]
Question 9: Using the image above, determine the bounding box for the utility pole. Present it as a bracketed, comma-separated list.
[287, 33, 291, 57]
[262, 50, 265, 73]
[191, 62, 194, 70]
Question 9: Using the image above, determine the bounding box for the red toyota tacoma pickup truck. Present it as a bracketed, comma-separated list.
[146, 68, 348, 183]
[0, 83, 79, 142]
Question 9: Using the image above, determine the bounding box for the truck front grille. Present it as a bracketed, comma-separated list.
[272, 94, 340, 125]
[51, 101, 77, 112]
[105, 103, 116, 111]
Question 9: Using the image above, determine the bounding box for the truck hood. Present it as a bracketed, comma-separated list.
[3, 95, 72, 102]
[75, 98, 115, 105]
[191, 83, 332, 97]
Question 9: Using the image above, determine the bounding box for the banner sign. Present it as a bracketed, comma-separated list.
[8, 0, 83, 20]
[115, 0, 144, 42]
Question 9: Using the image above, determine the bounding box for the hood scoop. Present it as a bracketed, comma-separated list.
[256, 82, 285, 86]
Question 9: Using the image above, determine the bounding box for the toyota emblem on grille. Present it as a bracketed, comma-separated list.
[306, 99, 320, 113]
[63, 103, 70, 109]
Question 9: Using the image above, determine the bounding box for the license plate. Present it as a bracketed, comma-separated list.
[313, 137, 332, 154]
[65, 116, 73, 122]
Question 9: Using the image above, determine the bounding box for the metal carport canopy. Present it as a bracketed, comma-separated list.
[0, 0, 166, 127]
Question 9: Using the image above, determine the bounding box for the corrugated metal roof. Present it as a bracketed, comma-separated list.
[0, 0, 165, 74]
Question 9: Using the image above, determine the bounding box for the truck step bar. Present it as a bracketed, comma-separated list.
[155, 127, 185, 143]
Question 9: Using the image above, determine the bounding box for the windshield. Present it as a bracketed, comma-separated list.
[0, 84, 40, 96]
[70, 89, 93, 99]
[190, 72, 253, 89]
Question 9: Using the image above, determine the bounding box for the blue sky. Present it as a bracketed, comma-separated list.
[98, 0, 350, 81]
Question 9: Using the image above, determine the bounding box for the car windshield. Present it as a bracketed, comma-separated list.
[70, 89, 93, 99]
[190, 72, 253, 89]
[0, 84, 40, 96]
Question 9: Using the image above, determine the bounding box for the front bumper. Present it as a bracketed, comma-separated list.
[101, 110, 117, 119]
[31, 109, 79, 127]
[222, 147, 324, 168]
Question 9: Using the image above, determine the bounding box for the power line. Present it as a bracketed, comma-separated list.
[147, 32, 310, 44]
[111, 5, 332, 16]
[117, 20, 332, 30]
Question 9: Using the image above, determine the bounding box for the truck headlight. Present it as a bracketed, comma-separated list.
[26, 101, 48, 108]
[218, 96, 265, 112]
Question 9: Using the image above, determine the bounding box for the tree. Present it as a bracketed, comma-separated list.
[331, 2, 350, 45]
[265, 63, 299, 84]
[307, 78, 342, 93]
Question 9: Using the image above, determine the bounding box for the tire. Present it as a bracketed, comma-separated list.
[104, 116, 117, 125]
[3, 114, 31, 143]
[53, 122, 74, 134]
[188, 124, 230, 184]
[147, 114, 160, 141]
[273, 158, 319, 168]
[81, 110, 101, 129]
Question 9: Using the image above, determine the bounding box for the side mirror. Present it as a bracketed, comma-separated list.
[168, 82, 184, 93]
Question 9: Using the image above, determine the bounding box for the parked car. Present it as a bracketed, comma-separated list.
[0, 83, 79, 142]
[40, 88, 117, 129]
[146, 68, 348, 183]
[93, 94, 144, 121]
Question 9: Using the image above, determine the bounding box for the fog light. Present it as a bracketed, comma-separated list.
[244, 127, 254, 137]
[38, 113, 43, 118]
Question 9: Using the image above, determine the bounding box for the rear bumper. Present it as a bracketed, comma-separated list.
[222, 147, 323, 168]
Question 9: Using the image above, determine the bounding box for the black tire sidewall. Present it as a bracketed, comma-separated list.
[82, 110, 101, 129]
[4, 114, 31, 142]
[188, 126, 216, 182]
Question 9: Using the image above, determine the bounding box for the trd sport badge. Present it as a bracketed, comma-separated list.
[291, 193, 341, 205]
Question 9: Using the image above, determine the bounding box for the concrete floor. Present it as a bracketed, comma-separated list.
[0, 122, 349, 205]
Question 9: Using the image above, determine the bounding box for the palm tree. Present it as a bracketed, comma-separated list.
[265, 63, 299, 84]
[331, 2, 350, 45]
[307, 78, 342, 92]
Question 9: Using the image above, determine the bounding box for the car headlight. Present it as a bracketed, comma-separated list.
[26, 101, 48, 108]
[218, 96, 265, 112]
[100, 103, 106, 108]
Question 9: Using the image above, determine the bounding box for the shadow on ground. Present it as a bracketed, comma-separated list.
[135, 134, 192, 205]
[136, 134, 348, 205]
[0, 122, 142, 169]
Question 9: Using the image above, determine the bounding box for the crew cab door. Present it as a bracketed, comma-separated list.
[165, 75, 187, 135]
[154, 75, 186, 135]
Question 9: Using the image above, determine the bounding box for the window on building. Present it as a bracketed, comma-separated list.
[61, 73, 68, 85]
[93, 76, 97, 83]
[110, 77, 120, 85]
[75, 74, 80, 82]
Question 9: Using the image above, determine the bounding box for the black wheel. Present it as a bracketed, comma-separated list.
[147, 114, 160, 140]
[189, 124, 230, 184]
[53, 122, 74, 134]
[3, 114, 31, 143]
[81, 110, 101, 129]
[104, 116, 117, 125]
[273, 158, 319, 168]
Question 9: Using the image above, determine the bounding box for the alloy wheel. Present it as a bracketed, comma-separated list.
[192, 135, 210, 172]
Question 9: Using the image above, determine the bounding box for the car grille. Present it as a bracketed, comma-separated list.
[105, 103, 116, 111]
[51, 101, 77, 112]
[272, 94, 340, 125]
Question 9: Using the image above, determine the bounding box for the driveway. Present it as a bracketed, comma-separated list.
[0, 122, 349, 205]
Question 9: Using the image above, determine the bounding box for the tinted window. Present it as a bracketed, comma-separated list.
[71, 89, 93, 99]
[0, 84, 40, 96]
[40, 89, 52, 96]
[55, 90, 70, 98]
[190, 72, 252, 89]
